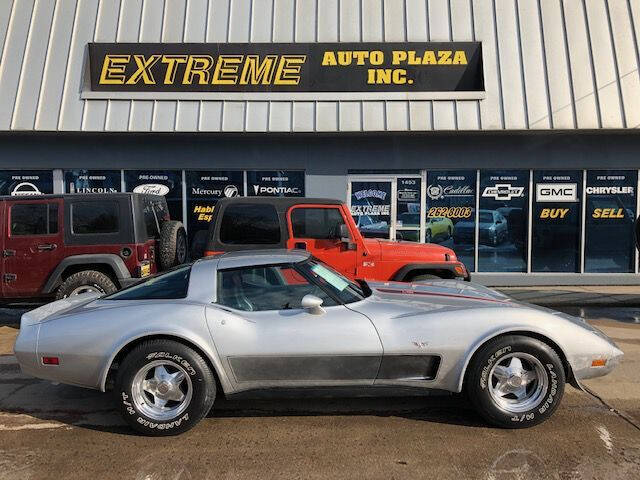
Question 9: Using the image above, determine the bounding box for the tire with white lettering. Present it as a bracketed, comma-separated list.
[465, 335, 565, 428]
[116, 339, 216, 436]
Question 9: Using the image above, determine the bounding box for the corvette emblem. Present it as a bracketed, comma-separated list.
[412, 341, 428, 348]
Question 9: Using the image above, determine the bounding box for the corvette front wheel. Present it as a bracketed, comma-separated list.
[465, 335, 565, 428]
[115, 339, 216, 436]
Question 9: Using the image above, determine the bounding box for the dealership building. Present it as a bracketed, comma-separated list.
[1, 0, 640, 285]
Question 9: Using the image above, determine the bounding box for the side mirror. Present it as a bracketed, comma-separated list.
[338, 224, 356, 250]
[301, 294, 325, 315]
[338, 223, 350, 240]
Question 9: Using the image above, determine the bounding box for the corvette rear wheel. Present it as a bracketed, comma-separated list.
[465, 335, 565, 428]
[116, 339, 216, 436]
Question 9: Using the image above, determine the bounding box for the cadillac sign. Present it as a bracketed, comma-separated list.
[85, 42, 484, 101]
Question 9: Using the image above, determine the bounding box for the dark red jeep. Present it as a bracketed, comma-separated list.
[0, 193, 186, 301]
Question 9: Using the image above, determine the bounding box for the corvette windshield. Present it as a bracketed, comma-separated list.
[297, 260, 367, 304]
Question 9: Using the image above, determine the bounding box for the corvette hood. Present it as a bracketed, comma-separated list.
[350, 280, 516, 319]
[369, 280, 511, 303]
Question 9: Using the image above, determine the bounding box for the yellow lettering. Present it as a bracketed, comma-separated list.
[212, 55, 243, 84]
[322, 51, 337, 66]
[453, 50, 468, 65]
[337, 51, 352, 66]
[422, 51, 437, 64]
[392, 50, 407, 65]
[438, 51, 452, 65]
[407, 51, 422, 65]
[274, 55, 306, 85]
[99, 55, 130, 84]
[369, 51, 384, 65]
[352, 51, 368, 65]
[182, 55, 213, 84]
[125, 55, 161, 85]
[161, 55, 188, 84]
[239, 55, 277, 84]
[392, 69, 407, 84]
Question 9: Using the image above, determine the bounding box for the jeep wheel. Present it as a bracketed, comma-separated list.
[159, 221, 187, 270]
[465, 335, 565, 428]
[116, 339, 216, 436]
[56, 270, 117, 300]
[409, 273, 440, 282]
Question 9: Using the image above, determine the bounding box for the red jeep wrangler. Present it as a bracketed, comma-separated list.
[0, 193, 187, 301]
[202, 197, 469, 282]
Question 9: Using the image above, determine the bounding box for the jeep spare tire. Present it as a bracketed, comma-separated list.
[159, 221, 187, 270]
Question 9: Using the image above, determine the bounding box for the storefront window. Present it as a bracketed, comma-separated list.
[124, 170, 183, 222]
[532, 170, 583, 272]
[396, 177, 421, 242]
[478, 170, 529, 272]
[247, 170, 305, 197]
[585, 170, 637, 273]
[426, 170, 476, 271]
[64, 169, 121, 194]
[185, 170, 243, 239]
[0, 170, 53, 196]
[350, 181, 392, 239]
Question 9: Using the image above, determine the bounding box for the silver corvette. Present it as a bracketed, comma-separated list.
[14, 250, 622, 435]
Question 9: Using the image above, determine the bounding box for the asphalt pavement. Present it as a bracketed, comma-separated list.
[0, 305, 639, 479]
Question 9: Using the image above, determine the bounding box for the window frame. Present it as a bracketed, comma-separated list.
[218, 203, 282, 246]
[288, 205, 346, 240]
[104, 264, 192, 300]
[215, 261, 348, 313]
[70, 200, 120, 235]
[9, 202, 59, 237]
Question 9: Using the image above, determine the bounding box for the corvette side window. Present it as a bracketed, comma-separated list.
[217, 265, 337, 312]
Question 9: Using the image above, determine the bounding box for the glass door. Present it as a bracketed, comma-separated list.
[348, 175, 424, 242]
[395, 176, 423, 242]
[348, 177, 395, 240]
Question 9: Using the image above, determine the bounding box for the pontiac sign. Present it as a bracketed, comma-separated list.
[85, 42, 484, 101]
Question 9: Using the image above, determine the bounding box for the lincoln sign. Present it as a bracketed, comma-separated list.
[85, 42, 484, 101]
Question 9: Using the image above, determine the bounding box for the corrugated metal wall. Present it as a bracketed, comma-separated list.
[0, 0, 638, 133]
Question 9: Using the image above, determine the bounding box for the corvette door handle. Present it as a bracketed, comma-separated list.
[37, 243, 57, 251]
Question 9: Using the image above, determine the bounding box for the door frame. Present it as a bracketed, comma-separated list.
[347, 174, 424, 242]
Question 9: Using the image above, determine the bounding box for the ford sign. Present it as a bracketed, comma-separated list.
[133, 184, 170, 196]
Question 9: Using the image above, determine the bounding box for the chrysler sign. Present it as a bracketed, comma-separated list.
[84, 42, 484, 101]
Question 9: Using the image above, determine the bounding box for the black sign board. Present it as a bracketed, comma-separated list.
[585, 170, 637, 273]
[479, 170, 529, 272]
[350, 181, 392, 239]
[65, 169, 122, 194]
[426, 170, 476, 271]
[87, 42, 483, 98]
[0, 170, 53, 196]
[532, 170, 583, 272]
[124, 170, 183, 222]
[247, 171, 304, 197]
[396, 177, 421, 228]
[186, 170, 244, 235]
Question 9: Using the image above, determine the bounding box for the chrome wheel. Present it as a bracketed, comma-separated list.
[69, 285, 104, 296]
[131, 360, 193, 421]
[488, 353, 548, 413]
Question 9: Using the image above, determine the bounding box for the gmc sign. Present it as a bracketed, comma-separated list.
[536, 183, 578, 202]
